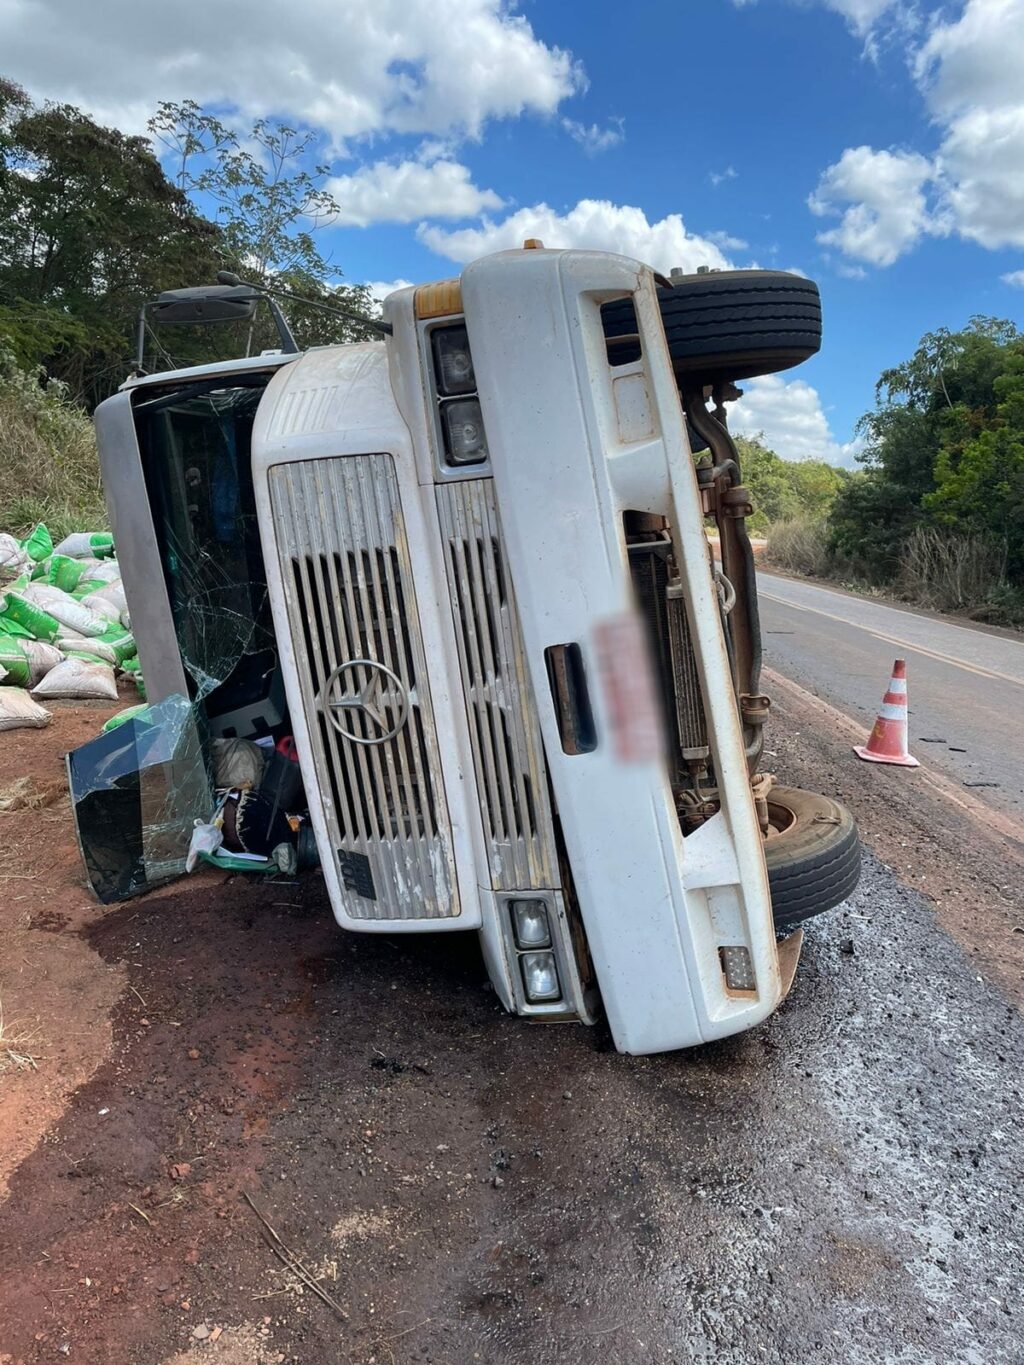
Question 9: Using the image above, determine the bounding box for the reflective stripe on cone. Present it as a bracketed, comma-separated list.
[853, 657, 920, 767]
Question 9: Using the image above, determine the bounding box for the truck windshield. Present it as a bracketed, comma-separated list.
[133, 381, 279, 725]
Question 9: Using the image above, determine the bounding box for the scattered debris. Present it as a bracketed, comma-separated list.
[243, 1192, 349, 1321]
[0, 775, 66, 812]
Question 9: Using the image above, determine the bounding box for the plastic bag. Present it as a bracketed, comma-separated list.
[32, 658, 118, 701]
[53, 532, 114, 559]
[186, 820, 224, 873]
[212, 738, 265, 791]
[0, 687, 51, 731]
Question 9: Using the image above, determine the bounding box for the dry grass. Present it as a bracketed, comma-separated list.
[895, 526, 1009, 614]
[764, 516, 834, 578]
[0, 350, 107, 542]
[0, 992, 41, 1073]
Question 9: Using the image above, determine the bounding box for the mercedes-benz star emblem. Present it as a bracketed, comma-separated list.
[321, 659, 409, 745]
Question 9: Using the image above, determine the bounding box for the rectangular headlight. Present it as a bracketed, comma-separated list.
[441, 398, 488, 465]
[431, 325, 476, 396]
[511, 899, 551, 949]
[521, 950, 561, 1002]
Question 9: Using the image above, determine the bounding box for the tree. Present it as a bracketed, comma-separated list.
[830, 317, 1020, 579]
[732, 434, 846, 534]
[926, 344, 1024, 578]
[148, 101, 378, 353]
[0, 80, 223, 404]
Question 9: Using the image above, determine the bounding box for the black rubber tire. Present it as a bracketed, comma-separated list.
[602, 269, 822, 386]
[763, 785, 861, 933]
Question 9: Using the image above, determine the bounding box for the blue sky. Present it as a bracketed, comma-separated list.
[3, 0, 1023, 464]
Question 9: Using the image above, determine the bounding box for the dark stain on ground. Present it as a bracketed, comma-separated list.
[1, 853, 1022, 1364]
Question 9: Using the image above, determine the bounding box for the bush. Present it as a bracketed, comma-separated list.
[764, 517, 834, 578]
[895, 527, 1010, 616]
[0, 346, 106, 540]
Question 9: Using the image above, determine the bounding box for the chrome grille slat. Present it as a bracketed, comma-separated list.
[436, 480, 558, 889]
[270, 456, 457, 920]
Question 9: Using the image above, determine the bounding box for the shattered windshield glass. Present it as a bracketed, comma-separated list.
[69, 379, 284, 902]
[67, 695, 212, 903]
[141, 385, 277, 705]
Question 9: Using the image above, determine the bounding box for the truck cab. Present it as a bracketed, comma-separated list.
[74, 245, 860, 1054]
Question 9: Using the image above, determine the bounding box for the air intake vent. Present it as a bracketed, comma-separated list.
[269, 455, 457, 920]
[436, 480, 559, 890]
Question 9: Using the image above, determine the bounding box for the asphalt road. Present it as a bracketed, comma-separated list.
[758, 572, 1024, 816]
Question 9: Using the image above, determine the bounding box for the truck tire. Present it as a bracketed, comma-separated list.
[763, 785, 861, 933]
[602, 270, 822, 386]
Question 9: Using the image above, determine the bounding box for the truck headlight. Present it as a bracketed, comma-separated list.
[432, 325, 476, 395]
[511, 899, 551, 948]
[441, 398, 488, 465]
[521, 950, 561, 1002]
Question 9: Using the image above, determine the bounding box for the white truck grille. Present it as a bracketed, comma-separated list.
[436, 479, 559, 890]
[269, 455, 458, 920]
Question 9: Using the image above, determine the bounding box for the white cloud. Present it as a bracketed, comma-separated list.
[728, 374, 862, 467]
[811, 0, 1024, 265]
[325, 159, 502, 227]
[708, 229, 749, 250]
[363, 279, 414, 303]
[731, 0, 901, 35]
[0, 0, 583, 142]
[562, 117, 624, 155]
[709, 166, 737, 187]
[822, 0, 902, 35]
[914, 0, 1024, 251]
[809, 145, 941, 266]
[418, 199, 734, 274]
[1002, 269, 1024, 288]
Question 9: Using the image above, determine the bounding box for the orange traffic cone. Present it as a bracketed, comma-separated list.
[853, 658, 920, 767]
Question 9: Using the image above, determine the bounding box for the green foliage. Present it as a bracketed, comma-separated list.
[798, 317, 1024, 624]
[733, 434, 846, 534]
[0, 79, 223, 405]
[830, 317, 1020, 584]
[148, 101, 379, 357]
[0, 345, 105, 539]
[925, 345, 1024, 579]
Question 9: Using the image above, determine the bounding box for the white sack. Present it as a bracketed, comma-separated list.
[0, 686, 52, 731]
[32, 658, 118, 700]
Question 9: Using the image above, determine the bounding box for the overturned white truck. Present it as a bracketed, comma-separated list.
[72, 246, 859, 1055]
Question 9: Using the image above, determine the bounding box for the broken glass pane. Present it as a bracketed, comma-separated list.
[67, 695, 212, 903]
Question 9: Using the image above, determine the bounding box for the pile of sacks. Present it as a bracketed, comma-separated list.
[0, 523, 145, 732]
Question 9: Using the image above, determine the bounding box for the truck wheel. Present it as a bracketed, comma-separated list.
[763, 785, 861, 933]
[602, 270, 822, 386]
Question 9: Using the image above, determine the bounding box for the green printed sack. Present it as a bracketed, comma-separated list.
[20, 523, 53, 563]
[0, 636, 29, 687]
[0, 592, 62, 643]
[53, 532, 114, 559]
[43, 554, 85, 593]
